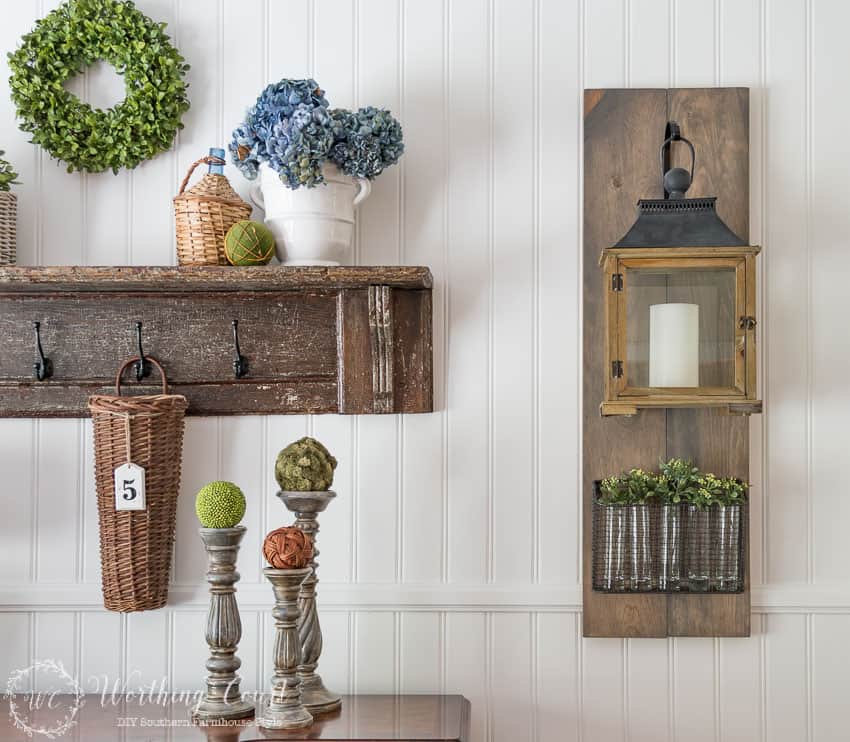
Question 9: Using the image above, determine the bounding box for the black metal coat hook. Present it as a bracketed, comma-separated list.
[231, 320, 248, 378]
[33, 321, 53, 381]
[134, 322, 151, 382]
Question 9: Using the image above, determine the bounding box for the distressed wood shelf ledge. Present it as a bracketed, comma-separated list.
[0, 265, 433, 417]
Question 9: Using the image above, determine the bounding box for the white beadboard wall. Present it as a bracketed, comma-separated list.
[0, 1, 848, 740]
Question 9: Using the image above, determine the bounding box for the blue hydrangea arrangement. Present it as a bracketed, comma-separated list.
[230, 79, 404, 189]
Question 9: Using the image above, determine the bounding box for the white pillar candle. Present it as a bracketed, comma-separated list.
[649, 303, 699, 387]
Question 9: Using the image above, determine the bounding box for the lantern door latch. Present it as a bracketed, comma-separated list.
[611, 273, 624, 292]
[739, 316, 757, 330]
[612, 360, 624, 378]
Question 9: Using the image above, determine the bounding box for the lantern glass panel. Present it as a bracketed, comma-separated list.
[624, 265, 737, 391]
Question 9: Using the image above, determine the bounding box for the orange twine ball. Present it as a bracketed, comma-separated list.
[263, 526, 313, 569]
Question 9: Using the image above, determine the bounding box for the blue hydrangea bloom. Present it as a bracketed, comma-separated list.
[229, 81, 404, 189]
[328, 106, 405, 180]
[229, 79, 332, 187]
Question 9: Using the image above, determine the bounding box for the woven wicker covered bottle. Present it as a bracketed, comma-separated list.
[174, 148, 252, 266]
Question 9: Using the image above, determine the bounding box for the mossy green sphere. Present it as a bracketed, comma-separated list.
[195, 481, 247, 528]
[224, 220, 276, 266]
[275, 437, 337, 491]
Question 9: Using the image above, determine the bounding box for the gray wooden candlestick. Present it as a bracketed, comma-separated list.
[257, 567, 314, 730]
[192, 526, 254, 721]
[278, 489, 342, 715]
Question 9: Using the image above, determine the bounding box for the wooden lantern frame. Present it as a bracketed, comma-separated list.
[600, 245, 762, 416]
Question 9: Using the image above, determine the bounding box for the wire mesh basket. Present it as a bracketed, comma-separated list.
[591, 482, 747, 594]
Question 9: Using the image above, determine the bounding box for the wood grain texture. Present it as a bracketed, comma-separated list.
[666, 88, 751, 637]
[584, 88, 752, 637]
[0, 265, 433, 291]
[0, 694, 471, 741]
[583, 89, 669, 637]
[0, 270, 433, 416]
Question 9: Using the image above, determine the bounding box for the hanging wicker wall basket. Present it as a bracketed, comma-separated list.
[88, 358, 188, 612]
[0, 192, 17, 265]
[173, 155, 252, 266]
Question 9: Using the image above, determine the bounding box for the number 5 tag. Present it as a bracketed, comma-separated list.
[114, 463, 146, 511]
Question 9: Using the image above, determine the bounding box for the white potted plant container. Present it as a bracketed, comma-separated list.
[229, 79, 403, 266]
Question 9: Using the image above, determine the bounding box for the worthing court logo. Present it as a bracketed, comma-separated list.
[4, 659, 84, 738]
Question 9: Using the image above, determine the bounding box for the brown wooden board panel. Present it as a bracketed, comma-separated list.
[583, 88, 751, 637]
[583, 89, 669, 637]
[0, 267, 433, 417]
[666, 88, 751, 637]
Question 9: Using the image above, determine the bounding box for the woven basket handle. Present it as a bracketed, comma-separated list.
[177, 155, 226, 196]
[115, 357, 169, 396]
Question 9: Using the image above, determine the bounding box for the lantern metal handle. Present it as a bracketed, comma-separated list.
[660, 121, 695, 199]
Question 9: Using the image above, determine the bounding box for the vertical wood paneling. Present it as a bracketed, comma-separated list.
[491, 613, 533, 742]
[627, 639, 670, 741]
[399, 0, 447, 585]
[582, 639, 625, 740]
[812, 614, 850, 741]
[36, 420, 80, 582]
[765, 614, 808, 742]
[718, 634, 763, 742]
[629, 0, 671, 85]
[764, 0, 809, 585]
[673, 639, 717, 742]
[673, 0, 717, 85]
[537, 613, 579, 742]
[0, 614, 32, 693]
[537, 0, 581, 586]
[490, 0, 535, 584]
[174, 418, 219, 584]
[584, 0, 625, 88]
[399, 612, 441, 692]
[0, 419, 34, 581]
[33, 613, 77, 690]
[314, 610, 351, 695]
[810, 0, 850, 583]
[353, 611, 396, 693]
[170, 610, 207, 690]
[219, 417, 264, 584]
[309, 417, 354, 582]
[446, 0, 491, 584]
[267, 0, 311, 81]
[80, 612, 122, 693]
[131, 0, 178, 266]
[445, 613, 487, 742]
[125, 612, 170, 687]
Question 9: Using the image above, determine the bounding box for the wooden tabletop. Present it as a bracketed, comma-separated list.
[1, 694, 470, 741]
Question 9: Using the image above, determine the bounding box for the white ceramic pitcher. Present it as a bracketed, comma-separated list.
[250, 162, 371, 265]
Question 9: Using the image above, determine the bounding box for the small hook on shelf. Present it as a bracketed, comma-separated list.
[33, 322, 53, 382]
[134, 322, 151, 382]
[231, 320, 248, 379]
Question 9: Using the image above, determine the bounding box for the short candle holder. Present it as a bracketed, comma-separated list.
[278, 489, 342, 715]
[257, 566, 314, 730]
[193, 526, 254, 721]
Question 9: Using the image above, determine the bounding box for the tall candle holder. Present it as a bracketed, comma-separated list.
[277, 489, 342, 715]
[193, 526, 254, 721]
[257, 566, 314, 730]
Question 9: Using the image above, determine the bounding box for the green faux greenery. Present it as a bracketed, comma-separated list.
[195, 481, 246, 528]
[597, 458, 748, 508]
[0, 152, 19, 191]
[275, 437, 337, 492]
[8, 0, 190, 174]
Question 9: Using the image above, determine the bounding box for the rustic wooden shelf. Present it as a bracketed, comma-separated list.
[0, 265, 433, 417]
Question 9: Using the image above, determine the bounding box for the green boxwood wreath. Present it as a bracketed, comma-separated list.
[8, 0, 190, 174]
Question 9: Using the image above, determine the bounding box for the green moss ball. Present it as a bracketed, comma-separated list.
[275, 437, 337, 491]
[195, 481, 247, 528]
[224, 220, 276, 266]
